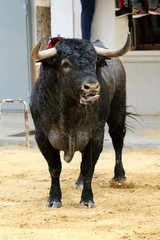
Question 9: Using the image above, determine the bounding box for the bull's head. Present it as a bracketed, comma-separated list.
[31, 33, 131, 106]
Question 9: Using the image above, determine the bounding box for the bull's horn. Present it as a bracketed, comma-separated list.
[30, 37, 57, 60]
[94, 32, 131, 58]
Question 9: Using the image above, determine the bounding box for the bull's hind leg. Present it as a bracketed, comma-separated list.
[107, 111, 126, 181]
[74, 173, 83, 190]
[35, 129, 62, 208]
[79, 132, 104, 208]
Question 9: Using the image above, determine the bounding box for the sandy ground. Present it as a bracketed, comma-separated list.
[0, 145, 160, 240]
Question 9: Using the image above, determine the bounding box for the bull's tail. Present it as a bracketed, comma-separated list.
[126, 106, 142, 133]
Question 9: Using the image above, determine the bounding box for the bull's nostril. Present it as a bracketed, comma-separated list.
[84, 84, 90, 90]
[82, 82, 100, 92]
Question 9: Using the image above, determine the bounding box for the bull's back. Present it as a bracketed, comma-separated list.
[100, 57, 125, 101]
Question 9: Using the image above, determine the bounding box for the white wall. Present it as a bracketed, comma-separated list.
[121, 52, 160, 115]
[51, 0, 73, 38]
[91, 0, 116, 48]
[73, 0, 81, 38]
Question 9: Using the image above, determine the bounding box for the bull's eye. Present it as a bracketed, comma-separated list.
[61, 59, 72, 72]
[63, 62, 69, 68]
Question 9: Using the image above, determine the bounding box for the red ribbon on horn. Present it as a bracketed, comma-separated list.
[47, 37, 63, 49]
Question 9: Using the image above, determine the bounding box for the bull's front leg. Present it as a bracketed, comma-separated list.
[35, 130, 62, 208]
[79, 136, 103, 209]
[46, 152, 62, 208]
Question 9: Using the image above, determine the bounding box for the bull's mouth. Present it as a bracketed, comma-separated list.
[80, 94, 100, 105]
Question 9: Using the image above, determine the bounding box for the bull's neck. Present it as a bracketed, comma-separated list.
[61, 99, 86, 125]
[59, 91, 91, 130]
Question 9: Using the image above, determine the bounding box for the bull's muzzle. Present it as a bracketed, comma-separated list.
[80, 82, 100, 105]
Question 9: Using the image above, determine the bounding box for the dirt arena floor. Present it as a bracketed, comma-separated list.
[0, 145, 160, 240]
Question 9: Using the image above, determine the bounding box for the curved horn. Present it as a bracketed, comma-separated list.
[30, 37, 57, 60]
[94, 32, 131, 58]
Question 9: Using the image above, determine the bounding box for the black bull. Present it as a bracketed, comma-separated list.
[30, 34, 131, 208]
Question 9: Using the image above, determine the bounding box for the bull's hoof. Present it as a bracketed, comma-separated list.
[74, 176, 83, 190]
[79, 200, 95, 209]
[46, 200, 62, 208]
[74, 183, 83, 190]
[114, 176, 126, 182]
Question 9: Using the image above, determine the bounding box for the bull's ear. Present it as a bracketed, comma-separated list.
[96, 55, 109, 68]
[93, 39, 110, 67]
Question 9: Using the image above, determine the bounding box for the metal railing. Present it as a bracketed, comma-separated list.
[0, 99, 29, 147]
